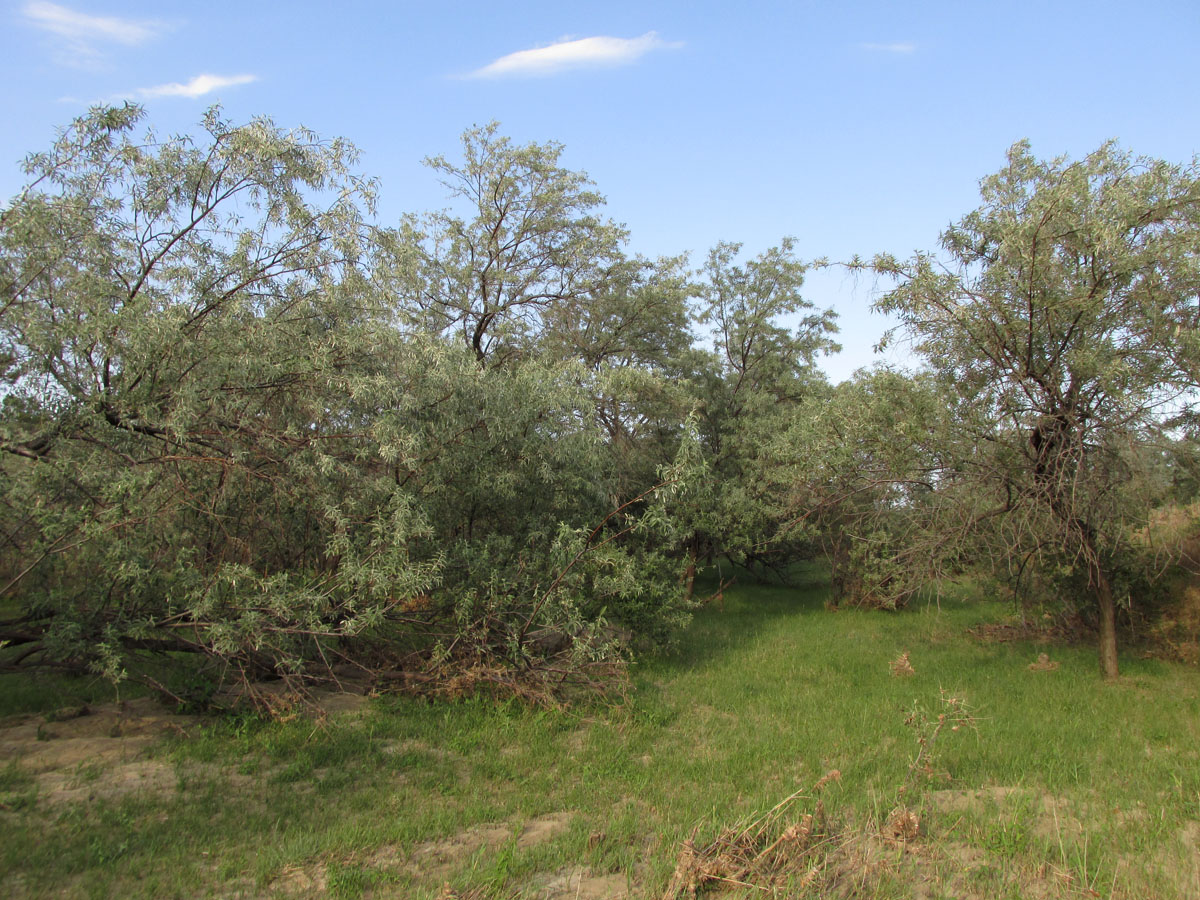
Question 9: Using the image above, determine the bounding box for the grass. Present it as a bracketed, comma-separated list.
[0, 669, 150, 719]
[1, 564, 1198, 898]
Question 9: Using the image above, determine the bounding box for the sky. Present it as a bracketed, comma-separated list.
[3, 0, 1199, 382]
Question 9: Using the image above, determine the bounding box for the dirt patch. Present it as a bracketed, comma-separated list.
[538, 867, 630, 899]
[1181, 820, 1200, 848]
[273, 862, 329, 897]
[213, 680, 372, 716]
[809, 828, 996, 900]
[1030, 795, 1085, 843]
[406, 811, 573, 873]
[927, 786, 1086, 844]
[938, 840, 990, 870]
[928, 785, 1032, 815]
[0, 697, 192, 807]
[35, 759, 178, 806]
[408, 822, 514, 877]
[0, 697, 192, 772]
[0, 689, 370, 809]
[929, 786, 1086, 847]
[269, 812, 578, 897]
[1174, 821, 1200, 895]
[518, 811, 573, 848]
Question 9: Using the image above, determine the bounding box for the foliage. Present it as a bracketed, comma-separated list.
[395, 121, 628, 365]
[13, 105, 1195, 699]
[0, 107, 705, 699]
[0, 104, 431, 689]
[873, 139, 1200, 675]
[778, 369, 954, 608]
[683, 239, 839, 576]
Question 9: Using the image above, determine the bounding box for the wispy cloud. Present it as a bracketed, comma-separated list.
[23, 1, 166, 66]
[859, 42, 917, 54]
[465, 31, 682, 79]
[135, 73, 258, 99]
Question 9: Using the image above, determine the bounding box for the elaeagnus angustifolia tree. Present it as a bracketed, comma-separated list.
[0, 104, 444, 694]
[683, 239, 839, 581]
[874, 140, 1200, 678]
[365, 123, 704, 670]
[0, 106, 704, 704]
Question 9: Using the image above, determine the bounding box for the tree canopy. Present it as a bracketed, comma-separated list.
[873, 140, 1200, 676]
[2, 107, 1196, 703]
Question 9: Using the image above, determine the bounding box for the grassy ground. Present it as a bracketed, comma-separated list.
[1, 566, 1198, 898]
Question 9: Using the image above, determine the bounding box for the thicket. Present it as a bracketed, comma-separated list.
[1, 106, 1198, 699]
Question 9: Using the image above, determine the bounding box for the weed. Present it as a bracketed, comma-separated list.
[983, 819, 1031, 859]
[901, 689, 980, 793]
[0, 761, 36, 811]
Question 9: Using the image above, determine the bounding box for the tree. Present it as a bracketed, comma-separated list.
[874, 140, 1200, 677]
[395, 122, 628, 365]
[366, 125, 703, 664]
[686, 239, 839, 576]
[0, 104, 438, 693]
[778, 369, 954, 609]
[540, 252, 703, 502]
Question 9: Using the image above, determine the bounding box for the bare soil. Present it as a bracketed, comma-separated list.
[0, 697, 192, 807]
[268, 811, 591, 898]
[0, 689, 369, 809]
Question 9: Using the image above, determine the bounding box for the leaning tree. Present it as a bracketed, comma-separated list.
[0, 104, 439, 691]
[0, 107, 705, 702]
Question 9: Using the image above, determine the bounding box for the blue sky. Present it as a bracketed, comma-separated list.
[3, 0, 1199, 381]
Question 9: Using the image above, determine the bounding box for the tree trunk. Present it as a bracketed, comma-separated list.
[682, 547, 697, 601]
[1090, 557, 1120, 679]
[1068, 516, 1121, 680]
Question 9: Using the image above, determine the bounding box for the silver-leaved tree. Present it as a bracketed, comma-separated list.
[0, 104, 441, 694]
[875, 140, 1200, 677]
[0, 107, 703, 703]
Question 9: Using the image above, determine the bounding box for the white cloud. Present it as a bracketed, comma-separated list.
[859, 42, 917, 54]
[136, 73, 258, 99]
[466, 31, 682, 79]
[23, 2, 165, 66]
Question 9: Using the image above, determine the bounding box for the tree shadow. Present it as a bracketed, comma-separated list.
[644, 561, 833, 676]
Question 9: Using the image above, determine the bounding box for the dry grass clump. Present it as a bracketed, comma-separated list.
[435, 884, 488, 899]
[890, 651, 915, 677]
[660, 772, 840, 898]
[883, 805, 920, 842]
[1028, 652, 1060, 671]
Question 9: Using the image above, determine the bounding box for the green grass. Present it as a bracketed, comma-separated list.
[1, 565, 1198, 898]
[0, 670, 140, 719]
